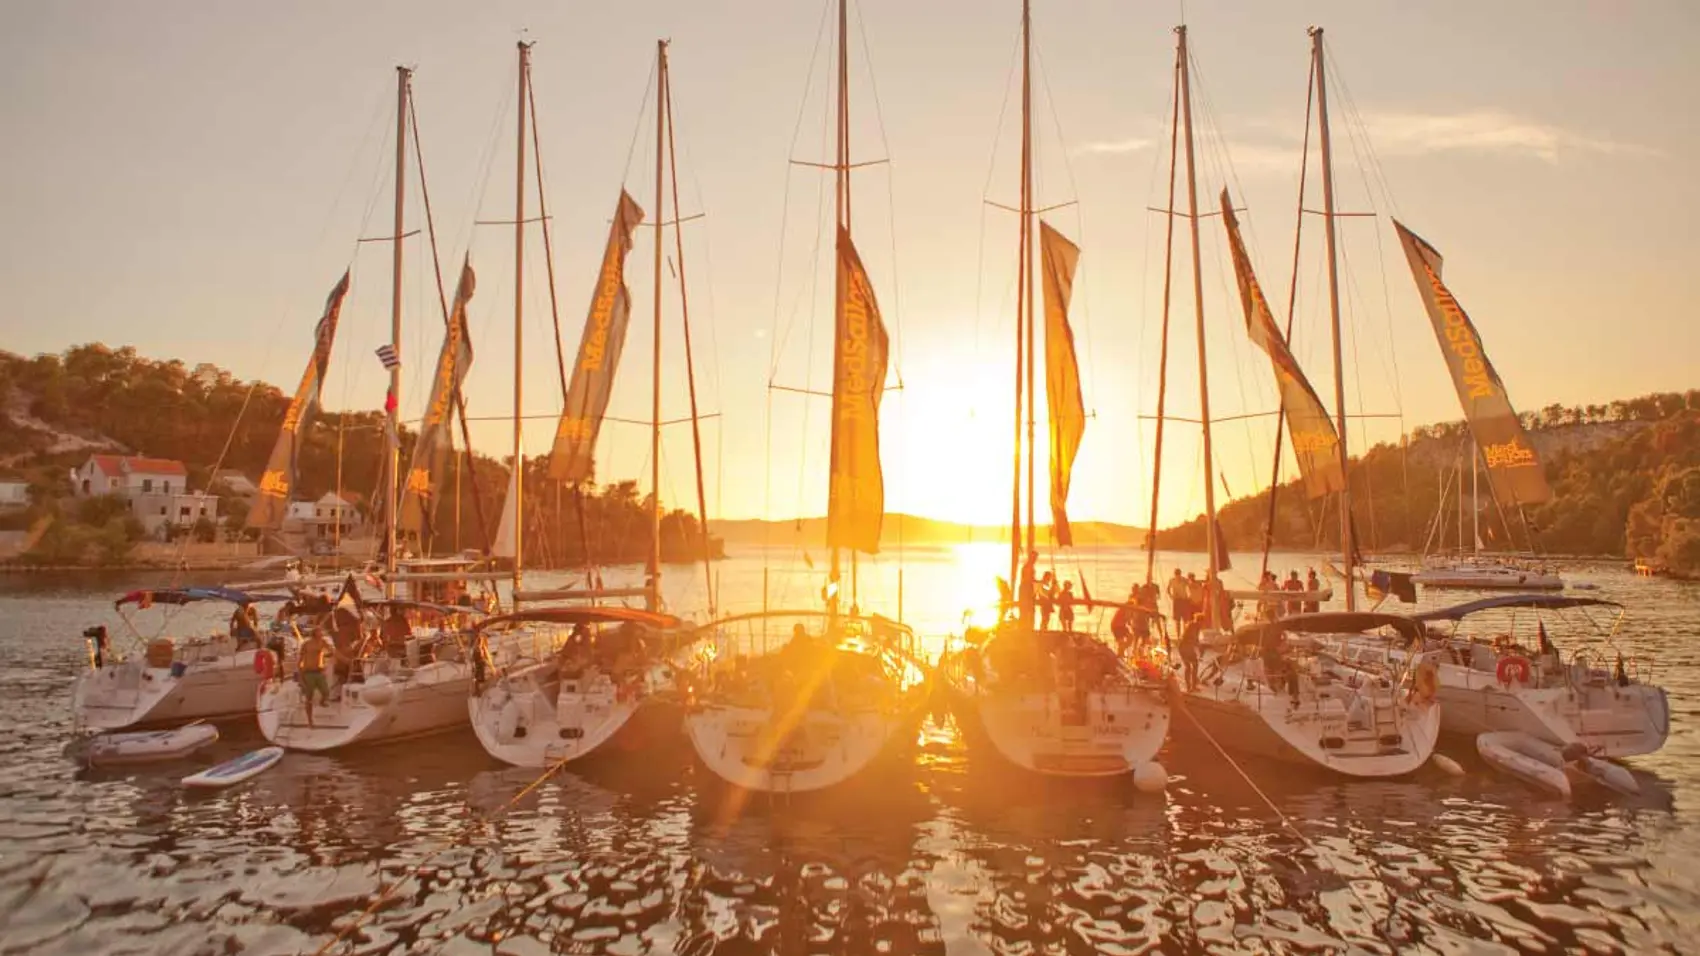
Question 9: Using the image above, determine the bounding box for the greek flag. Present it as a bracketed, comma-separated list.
[375, 344, 400, 371]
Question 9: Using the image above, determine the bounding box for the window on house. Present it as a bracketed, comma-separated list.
[159, 507, 167, 516]
[81, 480, 90, 494]
[164, 481, 171, 493]
[179, 506, 191, 518]
[142, 479, 153, 492]
[109, 478, 118, 490]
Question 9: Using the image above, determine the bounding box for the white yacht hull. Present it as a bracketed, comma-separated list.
[73, 647, 263, 731]
[1318, 636, 1671, 758]
[1178, 664, 1441, 778]
[257, 659, 475, 751]
[685, 702, 915, 794]
[469, 660, 682, 768]
[959, 687, 1168, 778]
[1412, 566, 1564, 590]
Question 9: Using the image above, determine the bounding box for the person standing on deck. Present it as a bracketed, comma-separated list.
[1283, 570, 1305, 617]
[1057, 580, 1076, 632]
[1178, 613, 1203, 690]
[296, 628, 333, 727]
[1166, 569, 1187, 633]
[1304, 569, 1322, 614]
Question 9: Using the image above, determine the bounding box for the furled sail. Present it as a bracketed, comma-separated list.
[249, 272, 350, 530]
[825, 227, 890, 555]
[548, 190, 645, 483]
[1221, 191, 1344, 500]
[1039, 221, 1085, 547]
[1394, 220, 1551, 505]
[398, 257, 476, 542]
[491, 458, 520, 560]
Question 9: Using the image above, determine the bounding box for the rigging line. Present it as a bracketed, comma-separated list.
[447, 68, 514, 268]
[662, 61, 717, 616]
[677, 136, 730, 574]
[1031, 36, 1098, 412]
[323, 83, 394, 256]
[620, 57, 660, 197]
[766, 0, 835, 384]
[411, 93, 492, 555]
[850, 0, 905, 384]
[525, 76, 570, 404]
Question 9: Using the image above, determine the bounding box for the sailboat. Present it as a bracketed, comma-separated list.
[1166, 26, 1441, 778]
[941, 0, 1170, 780]
[1412, 440, 1563, 590]
[73, 154, 356, 734]
[684, 1, 930, 794]
[257, 61, 548, 751]
[470, 40, 717, 769]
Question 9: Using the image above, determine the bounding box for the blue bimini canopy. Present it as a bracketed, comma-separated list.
[1414, 594, 1622, 623]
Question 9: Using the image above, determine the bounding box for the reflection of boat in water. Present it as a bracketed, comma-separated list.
[685, 612, 931, 794]
[1316, 595, 1670, 758]
[1180, 612, 1443, 779]
[73, 587, 294, 731]
[470, 606, 695, 768]
[941, 619, 1168, 778]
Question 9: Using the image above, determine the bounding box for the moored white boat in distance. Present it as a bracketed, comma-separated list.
[685, 611, 931, 794]
[470, 606, 696, 768]
[1180, 612, 1443, 778]
[73, 587, 294, 732]
[257, 599, 541, 752]
[1411, 557, 1564, 591]
[941, 614, 1169, 778]
[1318, 595, 1669, 758]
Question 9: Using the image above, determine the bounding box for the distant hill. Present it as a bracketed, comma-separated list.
[710, 514, 1146, 549]
[1156, 392, 1700, 571]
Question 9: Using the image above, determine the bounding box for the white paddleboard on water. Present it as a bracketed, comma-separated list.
[182, 746, 285, 789]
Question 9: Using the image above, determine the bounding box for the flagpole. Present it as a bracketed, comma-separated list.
[385, 66, 410, 600]
[1177, 25, 1220, 626]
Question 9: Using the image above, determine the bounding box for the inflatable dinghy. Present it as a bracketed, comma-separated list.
[1476, 731, 1638, 798]
[86, 723, 219, 767]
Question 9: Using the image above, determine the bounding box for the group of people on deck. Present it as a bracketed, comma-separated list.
[1254, 568, 1323, 622]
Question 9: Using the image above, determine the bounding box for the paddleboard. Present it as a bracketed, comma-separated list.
[182, 746, 285, 789]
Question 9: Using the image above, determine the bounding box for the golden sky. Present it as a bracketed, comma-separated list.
[3, 1, 1695, 529]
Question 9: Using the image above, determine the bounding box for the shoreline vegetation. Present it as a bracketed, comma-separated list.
[3, 344, 1698, 578]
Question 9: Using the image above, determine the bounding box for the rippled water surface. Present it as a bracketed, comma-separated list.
[2, 548, 1697, 954]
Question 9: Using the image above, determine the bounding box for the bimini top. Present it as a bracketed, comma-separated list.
[364, 598, 480, 618]
[1415, 594, 1622, 622]
[474, 605, 682, 634]
[115, 586, 293, 610]
[1234, 611, 1425, 644]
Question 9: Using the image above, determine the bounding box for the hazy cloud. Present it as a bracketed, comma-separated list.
[1356, 110, 1657, 164]
[1075, 136, 1155, 156]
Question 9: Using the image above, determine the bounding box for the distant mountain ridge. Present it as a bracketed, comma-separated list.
[710, 514, 1146, 548]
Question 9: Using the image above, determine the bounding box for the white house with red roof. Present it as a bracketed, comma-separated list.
[74, 455, 218, 538]
[74, 455, 187, 498]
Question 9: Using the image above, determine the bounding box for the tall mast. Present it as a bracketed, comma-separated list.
[660, 46, 716, 617]
[385, 66, 410, 599]
[1177, 25, 1219, 625]
[1311, 26, 1354, 610]
[1009, 0, 1036, 626]
[1143, 41, 1183, 586]
[648, 40, 668, 613]
[1021, 0, 1037, 582]
[512, 41, 531, 606]
[827, 0, 850, 620]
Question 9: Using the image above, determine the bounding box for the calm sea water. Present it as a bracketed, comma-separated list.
[2, 545, 1697, 954]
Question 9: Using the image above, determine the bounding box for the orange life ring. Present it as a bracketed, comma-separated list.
[1496, 655, 1531, 686]
[253, 648, 276, 680]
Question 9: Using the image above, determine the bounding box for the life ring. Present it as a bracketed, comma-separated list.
[1496, 655, 1531, 686]
[1410, 659, 1439, 702]
[253, 648, 276, 681]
